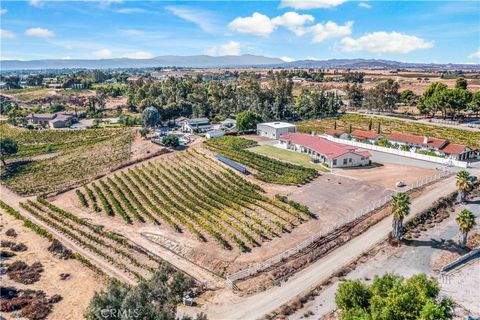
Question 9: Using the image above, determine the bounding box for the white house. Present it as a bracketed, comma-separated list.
[206, 130, 225, 139]
[351, 130, 384, 143]
[257, 122, 297, 139]
[181, 118, 212, 133]
[279, 133, 371, 168]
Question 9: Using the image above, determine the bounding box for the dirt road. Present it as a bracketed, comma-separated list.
[201, 176, 458, 320]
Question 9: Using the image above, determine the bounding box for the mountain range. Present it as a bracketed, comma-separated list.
[1, 55, 479, 71]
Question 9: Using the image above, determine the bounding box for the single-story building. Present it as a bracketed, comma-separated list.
[220, 118, 236, 129]
[386, 132, 476, 161]
[279, 133, 371, 168]
[326, 129, 348, 139]
[387, 133, 448, 151]
[351, 130, 384, 143]
[206, 130, 225, 139]
[26, 112, 75, 129]
[181, 117, 212, 133]
[257, 122, 297, 140]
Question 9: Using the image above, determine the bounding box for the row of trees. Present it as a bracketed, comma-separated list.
[391, 170, 476, 247]
[345, 77, 479, 118]
[125, 73, 342, 123]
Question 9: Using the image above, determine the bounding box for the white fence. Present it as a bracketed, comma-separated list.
[225, 170, 452, 288]
[324, 135, 469, 168]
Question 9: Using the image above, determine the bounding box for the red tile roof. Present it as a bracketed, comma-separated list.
[351, 130, 382, 140]
[326, 129, 345, 136]
[386, 133, 447, 148]
[440, 143, 469, 155]
[280, 133, 371, 159]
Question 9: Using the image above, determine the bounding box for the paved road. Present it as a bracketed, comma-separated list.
[203, 176, 458, 320]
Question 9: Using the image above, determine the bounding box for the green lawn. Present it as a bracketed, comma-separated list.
[248, 145, 329, 172]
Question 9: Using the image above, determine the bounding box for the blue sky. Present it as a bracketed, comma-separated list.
[0, 0, 479, 63]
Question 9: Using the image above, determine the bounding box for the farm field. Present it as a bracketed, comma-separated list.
[248, 145, 329, 172]
[204, 136, 318, 185]
[1, 127, 134, 195]
[296, 114, 480, 149]
[0, 208, 103, 320]
[69, 149, 312, 253]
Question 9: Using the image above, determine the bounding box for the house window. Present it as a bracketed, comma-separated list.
[349, 158, 352, 163]
[333, 159, 337, 166]
[343, 158, 347, 165]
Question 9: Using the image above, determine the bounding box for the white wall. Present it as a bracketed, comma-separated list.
[324, 135, 470, 168]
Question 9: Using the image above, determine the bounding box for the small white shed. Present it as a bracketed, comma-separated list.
[256, 122, 297, 140]
[206, 130, 225, 139]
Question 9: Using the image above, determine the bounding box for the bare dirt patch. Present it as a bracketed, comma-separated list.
[0, 212, 104, 320]
[334, 163, 437, 191]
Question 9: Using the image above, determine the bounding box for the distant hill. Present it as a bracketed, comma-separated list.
[284, 59, 480, 70]
[1, 56, 478, 71]
[0, 54, 285, 71]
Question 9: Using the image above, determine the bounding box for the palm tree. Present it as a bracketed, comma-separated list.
[391, 192, 411, 241]
[455, 209, 477, 247]
[456, 170, 473, 203]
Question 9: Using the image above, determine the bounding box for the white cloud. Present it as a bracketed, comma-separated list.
[0, 9, 7, 14]
[310, 21, 353, 43]
[93, 49, 112, 58]
[339, 31, 433, 54]
[0, 29, 15, 40]
[280, 0, 347, 10]
[98, 0, 123, 9]
[229, 12, 275, 36]
[28, 0, 44, 8]
[306, 56, 320, 60]
[115, 8, 148, 14]
[358, 2, 372, 9]
[281, 56, 295, 62]
[272, 12, 314, 36]
[207, 41, 241, 56]
[122, 51, 154, 59]
[166, 6, 218, 33]
[62, 56, 72, 60]
[25, 27, 54, 37]
[468, 49, 480, 60]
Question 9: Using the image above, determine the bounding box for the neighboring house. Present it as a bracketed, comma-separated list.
[26, 112, 75, 129]
[437, 143, 476, 161]
[220, 118, 236, 129]
[351, 130, 384, 143]
[181, 117, 212, 133]
[325, 129, 348, 139]
[48, 83, 63, 89]
[0, 82, 8, 90]
[174, 116, 188, 126]
[72, 83, 84, 90]
[257, 122, 297, 140]
[386, 132, 476, 161]
[279, 133, 371, 168]
[387, 133, 448, 151]
[206, 130, 225, 139]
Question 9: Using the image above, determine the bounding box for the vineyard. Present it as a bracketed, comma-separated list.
[203, 136, 318, 185]
[74, 149, 313, 251]
[1, 126, 133, 195]
[0, 123, 132, 159]
[16, 197, 172, 283]
[296, 114, 480, 149]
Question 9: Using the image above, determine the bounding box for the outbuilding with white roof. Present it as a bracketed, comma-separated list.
[256, 122, 297, 139]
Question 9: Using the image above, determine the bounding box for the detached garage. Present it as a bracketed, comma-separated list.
[257, 122, 297, 140]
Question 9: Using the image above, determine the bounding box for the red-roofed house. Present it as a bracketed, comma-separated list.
[386, 132, 476, 161]
[351, 130, 384, 143]
[279, 133, 371, 168]
[325, 129, 348, 139]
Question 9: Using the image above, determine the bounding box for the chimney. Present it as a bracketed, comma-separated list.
[423, 136, 428, 144]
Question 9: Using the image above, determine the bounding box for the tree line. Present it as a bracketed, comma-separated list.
[125, 72, 342, 122]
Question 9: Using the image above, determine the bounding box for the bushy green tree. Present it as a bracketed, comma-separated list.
[162, 134, 180, 147]
[0, 137, 18, 166]
[455, 77, 467, 90]
[336, 273, 454, 320]
[236, 110, 262, 132]
[141, 106, 161, 128]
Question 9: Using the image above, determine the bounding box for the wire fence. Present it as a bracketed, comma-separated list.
[226, 169, 453, 288]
